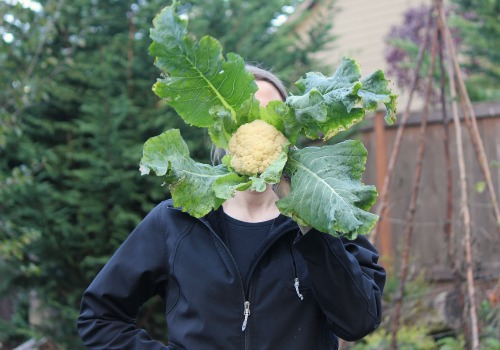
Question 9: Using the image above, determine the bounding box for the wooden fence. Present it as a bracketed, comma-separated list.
[361, 100, 500, 282]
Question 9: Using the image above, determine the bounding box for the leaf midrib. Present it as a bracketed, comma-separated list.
[288, 157, 354, 210]
[184, 54, 238, 121]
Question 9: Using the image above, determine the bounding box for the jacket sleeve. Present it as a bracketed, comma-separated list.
[77, 204, 169, 349]
[294, 230, 386, 341]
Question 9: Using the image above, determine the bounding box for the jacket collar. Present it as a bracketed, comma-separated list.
[164, 198, 299, 240]
[202, 204, 298, 242]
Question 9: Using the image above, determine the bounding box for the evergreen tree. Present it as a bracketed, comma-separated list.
[0, 0, 335, 347]
[179, 0, 334, 84]
[449, 0, 500, 100]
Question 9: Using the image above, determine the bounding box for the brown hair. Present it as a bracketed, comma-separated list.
[210, 65, 288, 165]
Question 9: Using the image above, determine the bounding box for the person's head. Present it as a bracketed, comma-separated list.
[211, 65, 287, 164]
[246, 65, 288, 104]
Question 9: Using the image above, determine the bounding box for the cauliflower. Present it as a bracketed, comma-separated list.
[228, 120, 289, 176]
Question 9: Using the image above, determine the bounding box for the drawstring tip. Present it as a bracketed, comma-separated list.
[294, 278, 304, 300]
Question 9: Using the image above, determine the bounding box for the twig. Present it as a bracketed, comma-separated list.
[369, 7, 434, 245]
[437, 24, 455, 274]
[437, 18, 467, 338]
[389, 26, 438, 350]
[24, 0, 65, 82]
[127, 10, 135, 98]
[437, 2, 480, 348]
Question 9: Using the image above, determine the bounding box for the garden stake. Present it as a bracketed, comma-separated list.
[436, 0, 500, 234]
[389, 26, 438, 350]
[438, 1, 480, 347]
[369, 7, 434, 246]
[437, 21, 467, 343]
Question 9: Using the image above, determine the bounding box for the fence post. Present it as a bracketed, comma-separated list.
[373, 110, 393, 265]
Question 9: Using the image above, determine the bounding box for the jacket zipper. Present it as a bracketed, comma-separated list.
[241, 300, 251, 331]
[197, 216, 299, 348]
[197, 219, 250, 333]
[240, 225, 300, 331]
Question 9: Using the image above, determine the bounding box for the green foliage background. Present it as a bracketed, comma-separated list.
[449, 0, 500, 101]
[384, 0, 500, 102]
[0, 0, 333, 347]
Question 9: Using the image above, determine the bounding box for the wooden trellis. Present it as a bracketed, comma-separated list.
[361, 1, 500, 349]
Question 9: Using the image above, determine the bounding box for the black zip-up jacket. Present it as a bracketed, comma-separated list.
[77, 200, 386, 349]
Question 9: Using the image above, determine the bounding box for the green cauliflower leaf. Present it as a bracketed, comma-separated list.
[142, 3, 398, 238]
[277, 140, 379, 239]
[286, 57, 397, 140]
[149, 3, 257, 148]
[139, 129, 230, 217]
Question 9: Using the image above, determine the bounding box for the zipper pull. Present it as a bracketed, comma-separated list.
[294, 278, 304, 300]
[241, 301, 251, 331]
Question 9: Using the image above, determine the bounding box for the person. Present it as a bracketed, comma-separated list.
[77, 65, 386, 350]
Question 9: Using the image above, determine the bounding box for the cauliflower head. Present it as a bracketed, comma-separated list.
[228, 120, 289, 176]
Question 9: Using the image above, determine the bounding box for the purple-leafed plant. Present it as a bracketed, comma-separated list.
[384, 4, 462, 96]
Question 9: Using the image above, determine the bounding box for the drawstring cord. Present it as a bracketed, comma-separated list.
[289, 239, 304, 301]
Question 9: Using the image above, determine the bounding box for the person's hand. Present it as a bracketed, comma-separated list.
[274, 175, 311, 235]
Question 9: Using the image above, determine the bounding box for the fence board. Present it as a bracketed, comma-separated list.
[361, 101, 500, 281]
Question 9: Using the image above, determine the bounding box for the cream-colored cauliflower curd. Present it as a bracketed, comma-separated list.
[228, 120, 288, 176]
